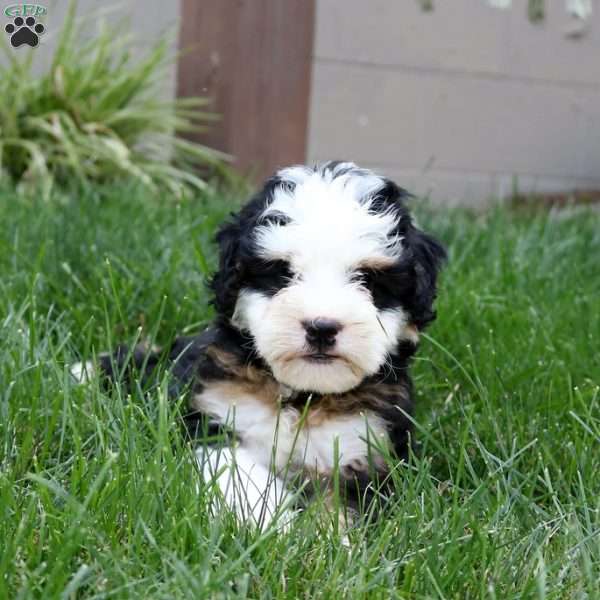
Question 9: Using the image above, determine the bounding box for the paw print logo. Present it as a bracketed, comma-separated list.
[5, 16, 45, 48]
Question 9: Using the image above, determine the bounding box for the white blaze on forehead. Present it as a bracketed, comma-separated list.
[255, 165, 404, 270]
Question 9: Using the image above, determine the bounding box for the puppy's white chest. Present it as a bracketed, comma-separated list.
[193, 384, 388, 475]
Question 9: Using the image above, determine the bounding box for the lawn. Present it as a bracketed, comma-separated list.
[1, 184, 599, 599]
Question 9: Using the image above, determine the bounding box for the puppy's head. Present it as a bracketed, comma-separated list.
[211, 162, 446, 394]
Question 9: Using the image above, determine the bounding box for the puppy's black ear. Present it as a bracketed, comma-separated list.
[210, 217, 243, 318]
[371, 178, 412, 213]
[372, 178, 446, 329]
[210, 177, 281, 318]
[404, 226, 447, 329]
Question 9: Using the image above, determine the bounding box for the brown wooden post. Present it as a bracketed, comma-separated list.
[177, 0, 315, 181]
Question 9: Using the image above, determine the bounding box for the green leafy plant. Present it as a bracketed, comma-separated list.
[0, 3, 227, 197]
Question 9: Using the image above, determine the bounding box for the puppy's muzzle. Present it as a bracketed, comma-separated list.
[302, 317, 343, 352]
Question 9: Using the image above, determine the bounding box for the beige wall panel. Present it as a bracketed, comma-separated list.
[417, 74, 590, 178]
[506, 0, 600, 86]
[343, 167, 599, 206]
[307, 62, 421, 166]
[314, 0, 509, 75]
[310, 1, 600, 201]
[373, 167, 499, 207]
[577, 92, 600, 177]
[308, 61, 598, 178]
[315, 0, 600, 86]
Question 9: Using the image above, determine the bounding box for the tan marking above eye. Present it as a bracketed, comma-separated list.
[354, 255, 397, 271]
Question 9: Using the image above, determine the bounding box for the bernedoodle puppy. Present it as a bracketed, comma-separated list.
[72, 161, 446, 531]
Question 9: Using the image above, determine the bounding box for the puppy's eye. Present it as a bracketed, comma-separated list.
[261, 211, 290, 227]
[245, 259, 294, 295]
[353, 267, 412, 309]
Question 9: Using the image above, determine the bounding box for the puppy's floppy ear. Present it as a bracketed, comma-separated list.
[210, 176, 281, 318]
[210, 216, 243, 318]
[404, 225, 447, 329]
[371, 177, 446, 328]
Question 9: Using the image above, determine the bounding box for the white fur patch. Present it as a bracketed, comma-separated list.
[258, 165, 403, 268]
[194, 385, 389, 477]
[69, 360, 96, 383]
[196, 445, 296, 530]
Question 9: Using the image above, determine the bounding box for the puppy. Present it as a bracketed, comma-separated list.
[73, 162, 446, 530]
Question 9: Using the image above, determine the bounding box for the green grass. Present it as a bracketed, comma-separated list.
[1, 185, 599, 599]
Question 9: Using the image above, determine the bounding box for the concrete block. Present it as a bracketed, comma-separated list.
[307, 61, 420, 166]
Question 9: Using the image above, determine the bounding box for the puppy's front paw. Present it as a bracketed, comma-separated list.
[69, 360, 96, 383]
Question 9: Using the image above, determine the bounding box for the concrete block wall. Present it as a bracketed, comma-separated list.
[307, 0, 600, 204]
[4, 0, 600, 205]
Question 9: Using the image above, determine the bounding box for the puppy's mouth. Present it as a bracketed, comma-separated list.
[302, 352, 339, 364]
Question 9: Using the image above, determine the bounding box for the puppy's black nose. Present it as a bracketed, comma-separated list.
[302, 318, 342, 349]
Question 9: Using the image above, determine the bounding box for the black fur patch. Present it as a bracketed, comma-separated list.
[243, 258, 294, 295]
[365, 175, 447, 327]
[210, 176, 286, 317]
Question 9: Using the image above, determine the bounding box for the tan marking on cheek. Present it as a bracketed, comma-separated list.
[405, 324, 420, 344]
[347, 361, 366, 379]
[280, 350, 303, 364]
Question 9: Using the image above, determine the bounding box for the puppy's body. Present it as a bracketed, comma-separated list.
[80, 162, 445, 528]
